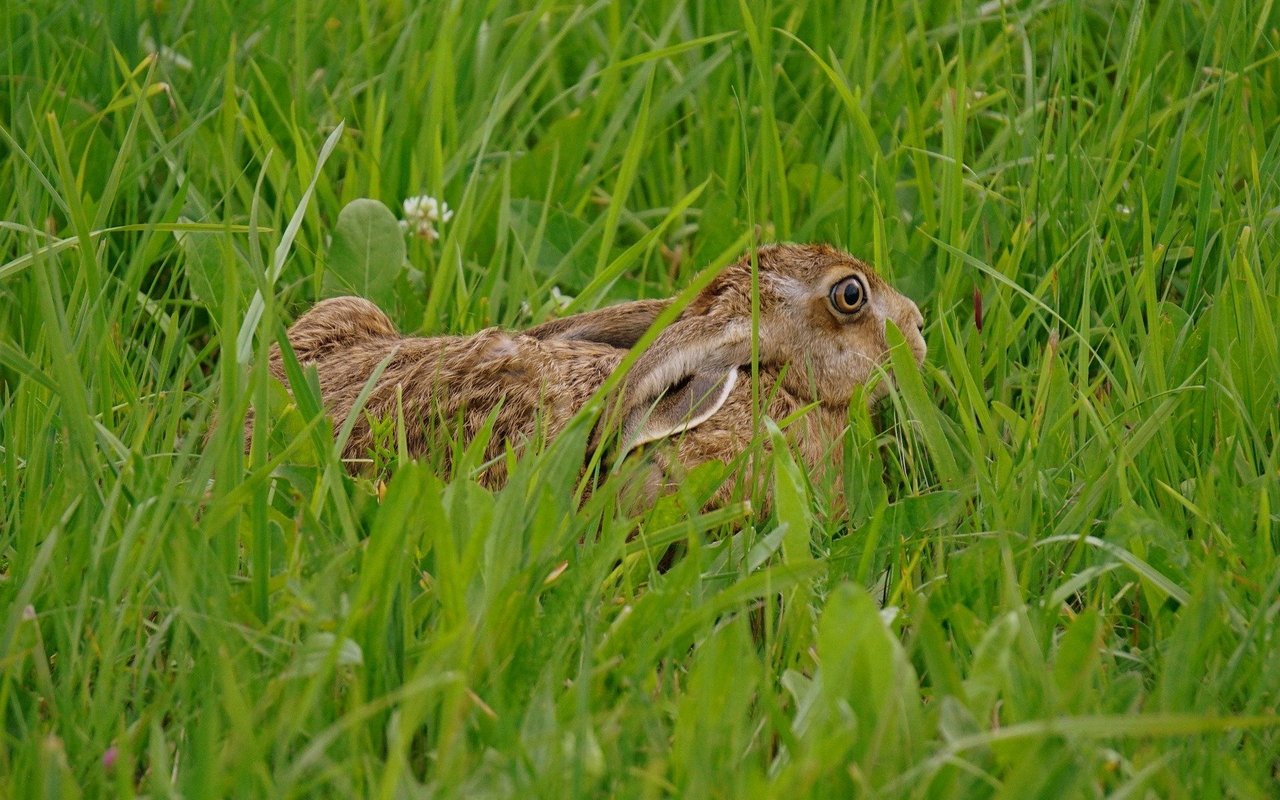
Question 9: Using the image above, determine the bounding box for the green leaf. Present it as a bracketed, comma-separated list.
[786, 163, 843, 204]
[886, 321, 964, 487]
[509, 112, 593, 200]
[767, 418, 813, 566]
[324, 198, 407, 309]
[1053, 609, 1102, 711]
[812, 584, 922, 771]
[178, 222, 254, 311]
[671, 620, 760, 795]
[964, 612, 1019, 719]
[506, 198, 593, 293]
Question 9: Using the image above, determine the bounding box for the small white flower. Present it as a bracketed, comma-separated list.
[550, 286, 574, 312]
[400, 194, 453, 240]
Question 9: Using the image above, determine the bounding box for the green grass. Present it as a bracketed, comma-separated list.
[3, 0, 1280, 796]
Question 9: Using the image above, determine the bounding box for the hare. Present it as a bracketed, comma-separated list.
[253, 243, 926, 503]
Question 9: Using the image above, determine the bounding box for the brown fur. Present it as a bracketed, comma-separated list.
[258, 299, 624, 485]
[525, 298, 672, 347]
[250, 243, 926, 503]
[607, 244, 926, 508]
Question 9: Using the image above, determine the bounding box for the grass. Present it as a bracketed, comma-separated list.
[2, 0, 1279, 796]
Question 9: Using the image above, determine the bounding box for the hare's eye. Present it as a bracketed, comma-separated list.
[830, 276, 868, 315]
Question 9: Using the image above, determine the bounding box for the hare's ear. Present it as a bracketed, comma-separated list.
[615, 317, 751, 452]
[525, 299, 672, 348]
[622, 366, 739, 451]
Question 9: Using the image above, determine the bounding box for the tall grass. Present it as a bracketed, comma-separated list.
[2, 0, 1279, 796]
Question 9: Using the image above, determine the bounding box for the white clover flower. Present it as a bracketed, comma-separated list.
[400, 194, 453, 240]
[549, 285, 574, 312]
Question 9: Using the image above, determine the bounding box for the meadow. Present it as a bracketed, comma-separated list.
[2, 0, 1279, 796]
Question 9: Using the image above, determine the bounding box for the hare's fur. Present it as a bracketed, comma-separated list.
[262, 296, 625, 483]
[253, 243, 926, 500]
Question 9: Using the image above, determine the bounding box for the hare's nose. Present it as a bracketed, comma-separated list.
[908, 300, 925, 331]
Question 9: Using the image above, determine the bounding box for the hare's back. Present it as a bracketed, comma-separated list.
[328, 329, 624, 462]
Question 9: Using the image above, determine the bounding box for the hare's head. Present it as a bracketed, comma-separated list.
[616, 243, 926, 449]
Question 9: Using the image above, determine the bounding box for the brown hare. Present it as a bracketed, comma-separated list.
[252, 243, 926, 503]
